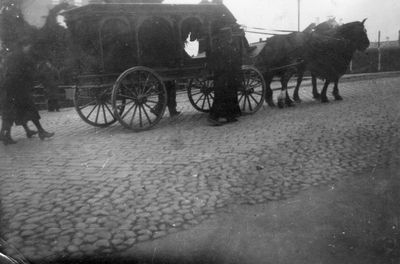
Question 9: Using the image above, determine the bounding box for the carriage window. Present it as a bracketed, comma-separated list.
[181, 17, 203, 57]
[138, 17, 176, 66]
[101, 18, 135, 72]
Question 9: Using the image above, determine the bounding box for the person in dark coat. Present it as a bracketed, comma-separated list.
[165, 81, 181, 117]
[151, 81, 181, 118]
[0, 43, 54, 145]
[38, 60, 60, 112]
[207, 25, 242, 126]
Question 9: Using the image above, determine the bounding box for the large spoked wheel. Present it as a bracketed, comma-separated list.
[74, 84, 124, 127]
[238, 65, 266, 114]
[111, 66, 167, 131]
[187, 77, 214, 113]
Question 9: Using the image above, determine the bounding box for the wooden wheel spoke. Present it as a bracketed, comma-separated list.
[249, 94, 260, 105]
[194, 94, 205, 105]
[119, 99, 135, 108]
[86, 104, 98, 120]
[145, 90, 162, 97]
[242, 94, 247, 110]
[78, 95, 96, 100]
[129, 105, 138, 127]
[95, 103, 101, 124]
[100, 87, 112, 98]
[79, 99, 97, 110]
[146, 99, 159, 104]
[140, 73, 146, 95]
[122, 82, 138, 97]
[242, 75, 250, 87]
[143, 72, 151, 90]
[102, 104, 108, 124]
[191, 90, 204, 97]
[138, 105, 143, 127]
[246, 95, 253, 112]
[206, 94, 212, 109]
[121, 102, 137, 120]
[104, 102, 115, 117]
[238, 93, 245, 103]
[137, 73, 146, 95]
[201, 94, 207, 109]
[143, 102, 158, 117]
[118, 94, 136, 100]
[141, 105, 152, 124]
[248, 81, 261, 90]
[142, 84, 158, 97]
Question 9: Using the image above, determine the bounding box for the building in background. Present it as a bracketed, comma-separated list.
[21, 0, 82, 28]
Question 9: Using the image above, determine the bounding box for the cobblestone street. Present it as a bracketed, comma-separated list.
[1, 75, 400, 262]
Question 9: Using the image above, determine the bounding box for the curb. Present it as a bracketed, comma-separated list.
[273, 71, 400, 91]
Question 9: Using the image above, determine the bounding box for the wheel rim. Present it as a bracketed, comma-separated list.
[112, 67, 167, 131]
[238, 66, 266, 114]
[74, 85, 122, 127]
[187, 78, 214, 113]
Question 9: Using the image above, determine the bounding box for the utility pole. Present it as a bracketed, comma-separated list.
[378, 30, 381, 72]
[298, 0, 300, 31]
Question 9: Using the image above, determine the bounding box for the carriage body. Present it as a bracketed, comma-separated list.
[63, 3, 266, 130]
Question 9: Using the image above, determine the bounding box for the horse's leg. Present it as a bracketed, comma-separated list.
[311, 74, 321, 100]
[320, 80, 330, 103]
[293, 65, 305, 102]
[282, 74, 294, 107]
[285, 89, 294, 107]
[332, 79, 343, 100]
[264, 73, 275, 107]
[277, 88, 286, 108]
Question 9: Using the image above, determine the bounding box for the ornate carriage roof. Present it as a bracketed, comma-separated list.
[62, 3, 236, 24]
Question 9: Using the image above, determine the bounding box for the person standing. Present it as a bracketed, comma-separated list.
[151, 80, 181, 118]
[0, 43, 54, 145]
[207, 25, 242, 126]
[38, 60, 60, 112]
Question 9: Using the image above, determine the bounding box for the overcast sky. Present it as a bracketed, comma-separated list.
[165, 0, 400, 43]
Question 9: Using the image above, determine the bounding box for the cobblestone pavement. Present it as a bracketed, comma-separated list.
[1, 76, 400, 261]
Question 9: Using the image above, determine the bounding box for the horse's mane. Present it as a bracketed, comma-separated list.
[314, 18, 339, 33]
[312, 21, 364, 42]
[335, 21, 363, 38]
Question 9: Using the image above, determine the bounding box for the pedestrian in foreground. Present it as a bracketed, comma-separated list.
[37, 60, 60, 112]
[0, 42, 54, 145]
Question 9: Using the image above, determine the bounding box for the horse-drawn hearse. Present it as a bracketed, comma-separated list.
[62, 2, 266, 131]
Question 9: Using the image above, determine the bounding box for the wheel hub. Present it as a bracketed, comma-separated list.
[97, 93, 109, 104]
[245, 88, 254, 95]
[136, 95, 147, 105]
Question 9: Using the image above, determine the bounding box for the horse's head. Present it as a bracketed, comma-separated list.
[338, 19, 370, 51]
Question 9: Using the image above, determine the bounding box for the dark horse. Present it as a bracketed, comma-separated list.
[293, 19, 370, 103]
[293, 19, 339, 102]
[254, 31, 310, 108]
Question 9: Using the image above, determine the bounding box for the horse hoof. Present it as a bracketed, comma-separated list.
[277, 101, 285, 108]
[286, 101, 295, 107]
[265, 100, 275, 107]
[293, 97, 302, 103]
[321, 97, 329, 103]
[334, 95, 343, 101]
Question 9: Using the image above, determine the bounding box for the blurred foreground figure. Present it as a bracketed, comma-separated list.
[0, 43, 54, 145]
[38, 60, 61, 112]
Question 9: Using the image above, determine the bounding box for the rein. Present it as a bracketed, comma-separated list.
[311, 32, 347, 43]
[270, 60, 304, 71]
